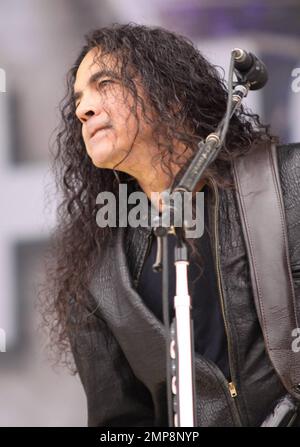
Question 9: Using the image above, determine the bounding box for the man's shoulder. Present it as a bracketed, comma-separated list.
[276, 142, 300, 200]
[277, 141, 300, 178]
[276, 142, 300, 269]
[277, 141, 300, 152]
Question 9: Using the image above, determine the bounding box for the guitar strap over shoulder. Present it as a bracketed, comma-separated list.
[232, 140, 300, 400]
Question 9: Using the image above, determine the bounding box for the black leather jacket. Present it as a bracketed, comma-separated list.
[69, 142, 300, 427]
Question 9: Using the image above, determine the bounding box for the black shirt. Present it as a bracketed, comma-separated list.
[136, 186, 230, 380]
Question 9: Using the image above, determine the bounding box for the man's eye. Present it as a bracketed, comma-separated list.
[98, 79, 113, 88]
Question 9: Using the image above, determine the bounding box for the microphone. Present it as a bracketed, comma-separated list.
[233, 48, 268, 90]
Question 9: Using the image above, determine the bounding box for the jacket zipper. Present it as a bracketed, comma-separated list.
[209, 177, 238, 399]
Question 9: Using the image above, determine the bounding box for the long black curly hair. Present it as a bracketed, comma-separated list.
[41, 23, 277, 371]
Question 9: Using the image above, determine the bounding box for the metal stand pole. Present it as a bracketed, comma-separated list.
[172, 239, 196, 426]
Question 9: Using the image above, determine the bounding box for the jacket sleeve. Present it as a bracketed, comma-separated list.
[67, 293, 155, 427]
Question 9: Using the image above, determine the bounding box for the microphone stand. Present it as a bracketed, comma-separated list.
[152, 73, 251, 426]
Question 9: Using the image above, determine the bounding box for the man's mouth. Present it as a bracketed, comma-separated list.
[90, 126, 111, 140]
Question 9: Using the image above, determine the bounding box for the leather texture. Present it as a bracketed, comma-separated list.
[68, 142, 300, 427]
[233, 141, 300, 399]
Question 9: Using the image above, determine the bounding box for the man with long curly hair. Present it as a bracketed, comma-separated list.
[44, 24, 300, 426]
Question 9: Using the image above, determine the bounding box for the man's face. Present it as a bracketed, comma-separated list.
[74, 48, 155, 172]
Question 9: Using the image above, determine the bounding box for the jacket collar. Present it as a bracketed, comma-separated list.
[89, 226, 167, 392]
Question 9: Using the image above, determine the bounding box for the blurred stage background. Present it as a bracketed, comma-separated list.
[0, 0, 299, 426]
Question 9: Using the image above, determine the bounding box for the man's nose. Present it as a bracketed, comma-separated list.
[76, 91, 102, 122]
